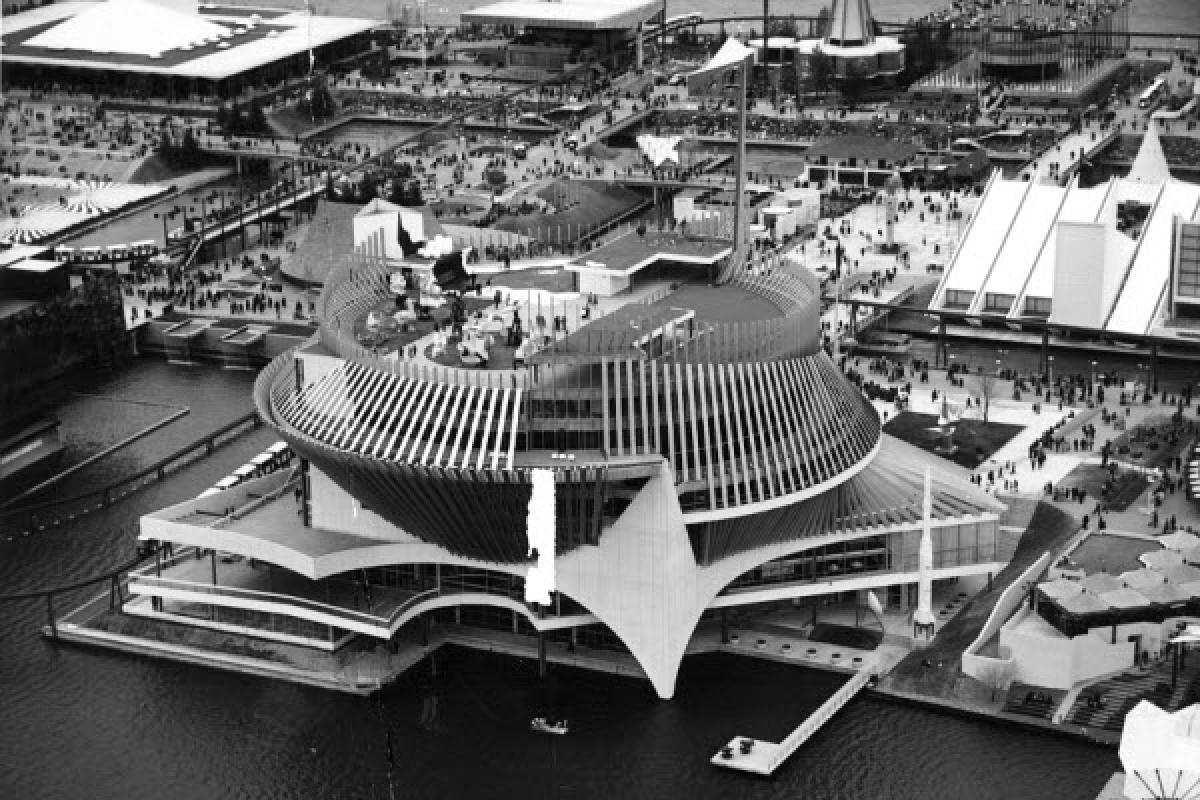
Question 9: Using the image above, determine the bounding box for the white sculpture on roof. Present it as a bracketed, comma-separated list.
[1126, 122, 1173, 185]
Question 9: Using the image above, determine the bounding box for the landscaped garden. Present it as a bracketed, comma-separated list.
[882, 412, 1023, 470]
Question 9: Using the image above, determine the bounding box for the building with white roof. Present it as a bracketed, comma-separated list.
[461, 0, 662, 76]
[931, 124, 1200, 341]
[1, 0, 378, 99]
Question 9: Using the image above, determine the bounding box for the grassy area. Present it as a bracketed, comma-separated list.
[1056, 463, 1150, 512]
[1110, 413, 1194, 471]
[882, 412, 1023, 470]
[880, 501, 1079, 701]
[492, 181, 645, 236]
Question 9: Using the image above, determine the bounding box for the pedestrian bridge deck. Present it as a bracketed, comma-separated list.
[711, 668, 872, 775]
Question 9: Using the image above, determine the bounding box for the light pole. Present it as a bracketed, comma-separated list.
[1090, 359, 1099, 388]
[1048, 355, 1055, 383]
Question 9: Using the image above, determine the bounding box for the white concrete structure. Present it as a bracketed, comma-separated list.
[3, 0, 377, 81]
[129, 249, 1010, 699]
[1119, 701, 1200, 800]
[932, 127, 1200, 337]
[790, 0, 905, 81]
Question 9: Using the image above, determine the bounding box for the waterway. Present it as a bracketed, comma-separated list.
[0, 359, 1123, 799]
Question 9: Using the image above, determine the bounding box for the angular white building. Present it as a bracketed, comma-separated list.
[932, 126, 1200, 339]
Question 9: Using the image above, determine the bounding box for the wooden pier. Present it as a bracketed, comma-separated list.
[711, 668, 872, 775]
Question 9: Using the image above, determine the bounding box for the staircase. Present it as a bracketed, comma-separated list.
[1065, 659, 1200, 733]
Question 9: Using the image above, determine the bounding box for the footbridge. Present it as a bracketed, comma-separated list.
[712, 667, 872, 775]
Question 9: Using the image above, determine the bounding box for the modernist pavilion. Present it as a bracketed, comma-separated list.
[932, 125, 1200, 339]
[0, 0, 376, 99]
[133, 222, 1007, 698]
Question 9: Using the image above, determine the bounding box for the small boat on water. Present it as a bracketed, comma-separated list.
[531, 717, 569, 735]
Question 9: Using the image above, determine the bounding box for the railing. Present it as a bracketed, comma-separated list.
[128, 573, 440, 632]
[765, 669, 872, 774]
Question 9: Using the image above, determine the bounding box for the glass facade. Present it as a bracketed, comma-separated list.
[1174, 221, 1200, 318]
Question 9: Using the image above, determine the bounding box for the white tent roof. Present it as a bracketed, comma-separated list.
[1126, 123, 1172, 185]
[1121, 568, 1167, 591]
[1160, 531, 1200, 552]
[1081, 572, 1124, 594]
[1100, 587, 1152, 609]
[1162, 564, 1200, 585]
[1140, 549, 1185, 570]
[1119, 701, 1200, 800]
[636, 135, 681, 167]
[1038, 578, 1083, 601]
[693, 37, 754, 76]
[26, 0, 230, 56]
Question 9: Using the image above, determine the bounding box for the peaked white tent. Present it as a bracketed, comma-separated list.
[27, 0, 231, 57]
[1127, 123, 1173, 185]
[1119, 701, 1200, 800]
[636, 135, 681, 167]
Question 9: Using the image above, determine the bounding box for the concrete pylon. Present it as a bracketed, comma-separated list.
[554, 462, 702, 699]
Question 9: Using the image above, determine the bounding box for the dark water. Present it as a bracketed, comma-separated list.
[0, 360, 1120, 799]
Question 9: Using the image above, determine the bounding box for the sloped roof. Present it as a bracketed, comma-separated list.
[26, 0, 230, 56]
[1126, 123, 1172, 184]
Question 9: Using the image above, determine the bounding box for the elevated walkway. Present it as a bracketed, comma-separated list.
[711, 667, 872, 775]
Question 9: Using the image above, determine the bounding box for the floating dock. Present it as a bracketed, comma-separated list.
[712, 668, 872, 775]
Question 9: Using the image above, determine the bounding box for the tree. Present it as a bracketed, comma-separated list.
[400, 179, 423, 206]
[839, 61, 870, 106]
[807, 46, 834, 101]
[971, 371, 1001, 424]
[247, 99, 268, 134]
[974, 658, 1014, 702]
[814, 5, 832, 37]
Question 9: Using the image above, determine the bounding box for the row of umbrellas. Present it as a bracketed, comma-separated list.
[1040, 545, 1200, 615]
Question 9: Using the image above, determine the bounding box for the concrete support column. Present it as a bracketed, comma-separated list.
[538, 632, 547, 677]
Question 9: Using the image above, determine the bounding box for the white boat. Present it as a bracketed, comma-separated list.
[531, 717, 568, 735]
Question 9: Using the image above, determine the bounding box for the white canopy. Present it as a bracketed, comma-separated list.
[1038, 578, 1083, 601]
[27, 0, 231, 57]
[688, 37, 754, 93]
[1140, 549, 1185, 570]
[1100, 587, 1152, 610]
[1121, 567, 1168, 591]
[1162, 564, 1200, 585]
[1081, 572, 1124, 594]
[636, 134, 682, 167]
[1160, 532, 1200, 552]
[1119, 701, 1200, 800]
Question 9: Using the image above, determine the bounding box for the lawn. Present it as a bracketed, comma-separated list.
[492, 181, 646, 236]
[1055, 463, 1151, 512]
[1110, 413, 1194, 471]
[880, 500, 1079, 701]
[882, 412, 1023, 470]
